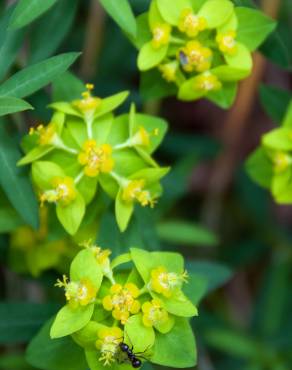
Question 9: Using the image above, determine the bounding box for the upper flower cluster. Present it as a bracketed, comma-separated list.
[18, 85, 169, 235]
[50, 246, 198, 369]
[136, 0, 276, 107]
[246, 100, 292, 204]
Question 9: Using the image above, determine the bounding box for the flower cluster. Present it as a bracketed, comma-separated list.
[246, 100, 292, 204]
[136, 0, 275, 107]
[50, 246, 198, 369]
[18, 84, 169, 235]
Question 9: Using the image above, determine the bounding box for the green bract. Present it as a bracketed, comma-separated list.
[134, 0, 276, 108]
[49, 246, 198, 369]
[18, 85, 169, 235]
[246, 100, 292, 204]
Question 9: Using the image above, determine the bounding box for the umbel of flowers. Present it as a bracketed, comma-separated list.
[135, 0, 276, 107]
[18, 84, 169, 235]
[246, 100, 292, 204]
[49, 245, 198, 369]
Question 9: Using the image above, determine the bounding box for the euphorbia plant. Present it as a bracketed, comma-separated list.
[49, 244, 197, 369]
[18, 84, 169, 235]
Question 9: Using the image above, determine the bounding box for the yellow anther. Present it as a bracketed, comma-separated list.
[216, 30, 237, 55]
[178, 8, 207, 37]
[151, 23, 171, 49]
[193, 72, 222, 92]
[179, 41, 212, 73]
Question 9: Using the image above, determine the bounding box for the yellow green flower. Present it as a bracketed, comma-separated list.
[216, 30, 237, 55]
[81, 240, 113, 277]
[73, 83, 102, 113]
[193, 72, 222, 92]
[29, 123, 57, 146]
[122, 179, 156, 207]
[55, 275, 97, 308]
[102, 283, 141, 324]
[142, 298, 169, 327]
[179, 41, 212, 73]
[159, 61, 178, 82]
[78, 140, 114, 177]
[178, 8, 207, 37]
[40, 176, 77, 206]
[151, 23, 171, 49]
[150, 266, 188, 298]
[273, 151, 291, 173]
[96, 326, 123, 366]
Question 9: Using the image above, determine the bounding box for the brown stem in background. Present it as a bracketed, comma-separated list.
[202, 0, 282, 230]
[80, 0, 106, 80]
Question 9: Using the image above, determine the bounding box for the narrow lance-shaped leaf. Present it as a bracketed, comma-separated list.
[0, 97, 33, 117]
[99, 0, 137, 38]
[0, 122, 39, 228]
[0, 52, 80, 99]
[9, 0, 58, 30]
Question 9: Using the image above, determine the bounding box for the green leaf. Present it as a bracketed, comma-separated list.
[77, 176, 98, 204]
[140, 69, 177, 101]
[115, 188, 134, 232]
[0, 96, 33, 117]
[259, 85, 291, 124]
[0, 303, 58, 344]
[178, 77, 205, 102]
[157, 220, 218, 246]
[10, 0, 58, 29]
[132, 13, 152, 49]
[52, 72, 84, 102]
[262, 128, 292, 151]
[0, 199, 23, 232]
[207, 82, 237, 109]
[245, 147, 273, 188]
[0, 52, 80, 99]
[212, 65, 250, 81]
[283, 101, 292, 128]
[125, 314, 155, 353]
[99, 0, 137, 38]
[56, 193, 86, 235]
[18, 146, 54, 166]
[271, 168, 292, 204]
[236, 7, 277, 51]
[27, 318, 88, 370]
[32, 161, 64, 189]
[29, 0, 78, 63]
[50, 304, 94, 339]
[156, 0, 193, 25]
[225, 43, 252, 71]
[0, 124, 39, 228]
[70, 249, 103, 290]
[151, 318, 196, 368]
[94, 91, 130, 119]
[153, 290, 198, 317]
[198, 0, 234, 29]
[85, 350, 132, 370]
[138, 42, 168, 71]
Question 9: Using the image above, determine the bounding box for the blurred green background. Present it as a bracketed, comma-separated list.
[0, 0, 292, 369]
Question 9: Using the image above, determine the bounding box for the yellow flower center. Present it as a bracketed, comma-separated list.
[55, 275, 97, 308]
[178, 8, 207, 37]
[40, 176, 77, 206]
[102, 283, 141, 324]
[151, 23, 171, 49]
[96, 327, 123, 366]
[29, 123, 57, 146]
[193, 72, 222, 92]
[122, 180, 156, 207]
[142, 299, 169, 327]
[73, 83, 102, 113]
[180, 41, 212, 73]
[216, 30, 237, 55]
[150, 266, 188, 298]
[159, 62, 178, 82]
[78, 140, 114, 177]
[273, 152, 290, 173]
[81, 240, 112, 276]
[130, 126, 159, 147]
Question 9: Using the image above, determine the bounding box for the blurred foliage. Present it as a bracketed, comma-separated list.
[0, 0, 291, 370]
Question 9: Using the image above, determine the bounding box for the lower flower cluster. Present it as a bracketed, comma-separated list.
[50, 245, 198, 369]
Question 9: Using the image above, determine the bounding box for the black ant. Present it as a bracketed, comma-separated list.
[119, 342, 143, 368]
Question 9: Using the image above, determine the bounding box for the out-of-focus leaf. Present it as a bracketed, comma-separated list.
[186, 260, 233, 293]
[26, 318, 88, 370]
[0, 193, 24, 232]
[52, 71, 84, 102]
[0, 5, 25, 80]
[259, 85, 291, 124]
[0, 52, 80, 98]
[0, 96, 33, 117]
[0, 354, 34, 370]
[140, 69, 177, 101]
[0, 123, 39, 228]
[157, 220, 218, 247]
[99, 0, 137, 38]
[0, 303, 59, 344]
[29, 0, 79, 63]
[10, 0, 58, 30]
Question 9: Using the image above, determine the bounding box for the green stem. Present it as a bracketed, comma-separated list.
[109, 171, 128, 187]
[138, 285, 149, 297]
[74, 171, 84, 184]
[170, 36, 185, 45]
